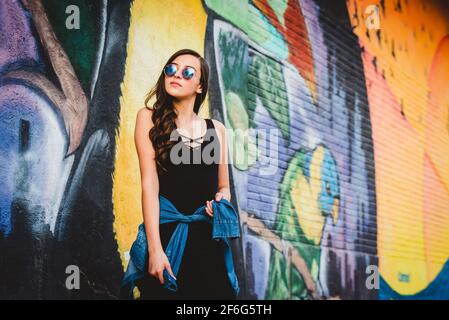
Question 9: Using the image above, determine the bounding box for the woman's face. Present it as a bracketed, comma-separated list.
[164, 54, 202, 100]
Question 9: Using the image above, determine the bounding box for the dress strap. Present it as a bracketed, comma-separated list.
[206, 118, 215, 133]
[204, 118, 218, 142]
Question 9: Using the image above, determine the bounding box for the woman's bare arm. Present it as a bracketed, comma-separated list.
[213, 119, 231, 202]
[134, 107, 176, 284]
[134, 107, 163, 253]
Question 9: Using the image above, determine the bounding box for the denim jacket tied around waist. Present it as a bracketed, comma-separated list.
[120, 194, 241, 299]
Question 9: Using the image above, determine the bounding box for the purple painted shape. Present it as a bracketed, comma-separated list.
[0, 0, 49, 236]
[0, 0, 39, 72]
[0, 84, 67, 236]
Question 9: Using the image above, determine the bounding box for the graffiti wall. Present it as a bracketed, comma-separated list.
[0, 0, 448, 299]
[346, 0, 449, 299]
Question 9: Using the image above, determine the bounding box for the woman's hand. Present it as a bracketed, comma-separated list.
[205, 192, 224, 217]
[148, 248, 176, 284]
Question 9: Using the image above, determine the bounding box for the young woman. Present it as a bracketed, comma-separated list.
[133, 48, 235, 299]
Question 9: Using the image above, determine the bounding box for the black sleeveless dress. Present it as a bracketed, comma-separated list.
[136, 118, 236, 300]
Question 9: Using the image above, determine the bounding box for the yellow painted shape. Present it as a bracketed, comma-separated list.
[368, 58, 428, 293]
[347, 0, 449, 294]
[291, 146, 325, 245]
[423, 35, 449, 282]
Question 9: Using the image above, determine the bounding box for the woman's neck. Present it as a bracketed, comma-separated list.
[173, 100, 201, 128]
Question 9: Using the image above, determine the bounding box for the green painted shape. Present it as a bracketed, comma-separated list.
[204, 0, 248, 31]
[205, 0, 289, 59]
[248, 53, 290, 140]
[42, 0, 97, 95]
[267, 0, 288, 28]
[215, 28, 259, 170]
[265, 149, 321, 299]
[217, 29, 248, 95]
[225, 91, 259, 170]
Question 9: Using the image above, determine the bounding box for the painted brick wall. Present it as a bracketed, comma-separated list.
[0, 0, 448, 300]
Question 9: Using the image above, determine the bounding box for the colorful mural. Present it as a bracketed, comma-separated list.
[203, 0, 376, 300]
[0, 0, 448, 300]
[0, 0, 128, 298]
[347, 0, 449, 299]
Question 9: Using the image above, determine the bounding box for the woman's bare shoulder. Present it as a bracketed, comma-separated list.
[137, 106, 154, 116]
[136, 106, 154, 127]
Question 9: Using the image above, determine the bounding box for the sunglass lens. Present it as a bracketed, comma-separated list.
[164, 64, 177, 76]
[182, 67, 195, 80]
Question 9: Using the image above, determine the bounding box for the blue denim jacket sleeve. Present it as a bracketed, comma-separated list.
[211, 198, 240, 240]
[120, 195, 240, 299]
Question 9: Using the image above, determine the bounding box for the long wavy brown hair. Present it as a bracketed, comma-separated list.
[144, 49, 209, 175]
